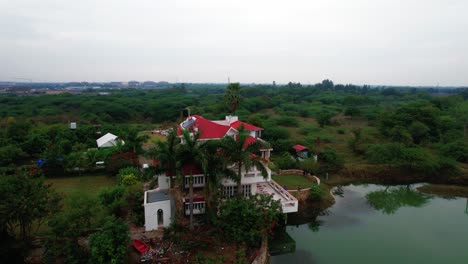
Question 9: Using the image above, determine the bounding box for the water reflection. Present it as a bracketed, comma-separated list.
[270, 249, 318, 264]
[365, 186, 431, 214]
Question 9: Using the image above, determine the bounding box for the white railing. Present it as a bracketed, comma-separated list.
[269, 180, 298, 213]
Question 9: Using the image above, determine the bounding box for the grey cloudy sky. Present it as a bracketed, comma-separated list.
[1, 0, 467, 85]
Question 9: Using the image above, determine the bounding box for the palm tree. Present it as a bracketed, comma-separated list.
[121, 128, 149, 154]
[224, 83, 242, 113]
[220, 126, 268, 197]
[200, 140, 236, 222]
[176, 129, 203, 230]
[146, 129, 179, 188]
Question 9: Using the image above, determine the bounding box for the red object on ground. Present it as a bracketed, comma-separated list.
[132, 239, 149, 254]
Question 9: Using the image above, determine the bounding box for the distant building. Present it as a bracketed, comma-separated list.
[292, 144, 308, 160]
[96, 133, 124, 148]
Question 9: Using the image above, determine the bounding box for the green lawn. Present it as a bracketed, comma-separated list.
[45, 174, 116, 197]
[272, 174, 316, 190]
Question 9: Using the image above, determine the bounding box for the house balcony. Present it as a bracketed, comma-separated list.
[183, 174, 205, 188]
[183, 196, 206, 215]
[255, 180, 298, 213]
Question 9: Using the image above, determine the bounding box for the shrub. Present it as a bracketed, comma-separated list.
[117, 166, 141, 185]
[98, 186, 125, 216]
[274, 116, 299, 127]
[88, 217, 129, 264]
[316, 111, 335, 127]
[319, 148, 344, 172]
[217, 195, 282, 247]
[309, 185, 325, 201]
[438, 141, 468, 162]
[274, 153, 297, 170]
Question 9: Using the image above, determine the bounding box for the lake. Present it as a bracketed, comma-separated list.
[271, 184, 468, 264]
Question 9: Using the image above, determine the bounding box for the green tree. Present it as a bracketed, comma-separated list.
[176, 129, 204, 230]
[316, 111, 334, 127]
[64, 151, 87, 176]
[0, 145, 24, 166]
[88, 217, 129, 264]
[217, 194, 282, 247]
[319, 148, 344, 172]
[44, 194, 99, 264]
[146, 129, 179, 188]
[98, 186, 126, 217]
[224, 83, 242, 113]
[120, 128, 149, 154]
[220, 126, 268, 197]
[200, 140, 236, 222]
[0, 175, 62, 240]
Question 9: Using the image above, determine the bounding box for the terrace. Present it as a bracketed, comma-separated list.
[256, 180, 298, 213]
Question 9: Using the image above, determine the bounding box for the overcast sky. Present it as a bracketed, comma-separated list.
[1, 0, 467, 86]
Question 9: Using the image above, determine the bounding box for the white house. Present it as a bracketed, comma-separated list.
[144, 115, 298, 231]
[96, 133, 124, 148]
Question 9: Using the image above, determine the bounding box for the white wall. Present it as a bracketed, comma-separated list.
[144, 190, 173, 231]
[158, 175, 170, 190]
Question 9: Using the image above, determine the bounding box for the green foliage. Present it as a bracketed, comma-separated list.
[0, 175, 62, 239]
[298, 158, 319, 174]
[0, 145, 24, 166]
[309, 185, 325, 201]
[224, 83, 242, 112]
[98, 186, 125, 216]
[438, 141, 468, 163]
[344, 106, 361, 117]
[274, 116, 299, 127]
[88, 217, 129, 264]
[117, 167, 141, 186]
[316, 111, 335, 127]
[122, 183, 144, 225]
[217, 194, 282, 247]
[318, 148, 344, 172]
[274, 153, 297, 170]
[366, 144, 459, 175]
[49, 194, 99, 237]
[44, 194, 99, 264]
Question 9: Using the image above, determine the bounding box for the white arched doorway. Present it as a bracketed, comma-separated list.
[157, 209, 164, 226]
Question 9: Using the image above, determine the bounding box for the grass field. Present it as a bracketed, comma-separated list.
[272, 174, 316, 190]
[45, 174, 116, 197]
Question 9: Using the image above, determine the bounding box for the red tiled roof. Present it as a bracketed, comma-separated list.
[178, 115, 231, 139]
[292, 144, 308, 152]
[243, 135, 257, 149]
[230, 121, 263, 131]
[178, 115, 262, 140]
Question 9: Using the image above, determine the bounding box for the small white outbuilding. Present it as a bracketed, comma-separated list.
[144, 189, 174, 231]
[96, 133, 124, 148]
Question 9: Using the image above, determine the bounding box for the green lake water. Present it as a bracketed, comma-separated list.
[271, 184, 468, 264]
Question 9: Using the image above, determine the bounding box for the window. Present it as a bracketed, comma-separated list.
[243, 184, 251, 197]
[223, 185, 237, 197]
[185, 202, 205, 213]
[223, 185, 251, 197]
[185, 175, 205, 188]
